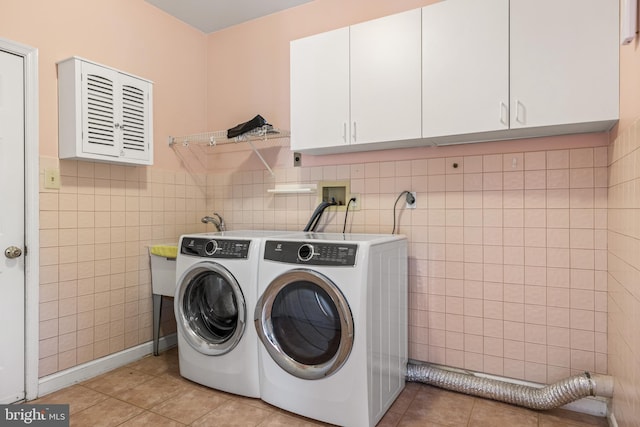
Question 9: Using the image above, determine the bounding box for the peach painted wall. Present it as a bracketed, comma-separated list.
[606, 35, 640, 426]
[2, 0, 209, 377]
[202, 0, 613, 389]
[1, 0, 207, 169]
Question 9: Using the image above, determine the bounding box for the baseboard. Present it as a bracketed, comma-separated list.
[36, 334, 177, 399]
[561, 396, 608, 417]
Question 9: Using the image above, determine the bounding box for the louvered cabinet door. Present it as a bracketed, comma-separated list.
[80, 61, 119, 157]
[58, 57, 153, 165]
[118, 73, 152, 162]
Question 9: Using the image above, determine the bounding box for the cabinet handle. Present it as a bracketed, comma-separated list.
[353, 122, 357, 142]
[343, 123, 347, 143]
[499, 102, 508, 126]
[515, 99, 525, 125]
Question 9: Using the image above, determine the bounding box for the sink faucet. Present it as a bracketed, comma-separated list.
[201, 212, 226, 232]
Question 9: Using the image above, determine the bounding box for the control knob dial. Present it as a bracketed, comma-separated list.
[297, 244, 314, 262]
[204, 240, 218, 256]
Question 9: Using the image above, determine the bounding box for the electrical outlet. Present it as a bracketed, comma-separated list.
[293, 152, 302, 167]
[350, 194, 360, 211]
[406, 191, 417, 209]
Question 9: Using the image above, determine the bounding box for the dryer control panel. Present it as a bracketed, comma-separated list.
[264, 240, 357, 266]
[180, 237, 250, 259]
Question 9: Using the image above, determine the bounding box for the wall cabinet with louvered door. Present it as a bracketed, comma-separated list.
[57, 57, 153, 165]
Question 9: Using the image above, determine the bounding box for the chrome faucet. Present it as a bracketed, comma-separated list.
[201, 212, 226, 232]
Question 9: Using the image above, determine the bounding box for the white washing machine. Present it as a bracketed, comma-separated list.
[174, 230, 287, 398]
[254, 232, 408, 427]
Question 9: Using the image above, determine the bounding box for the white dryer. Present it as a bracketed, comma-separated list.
[254, 232, 408, 427]
[174, 230, 286, 398]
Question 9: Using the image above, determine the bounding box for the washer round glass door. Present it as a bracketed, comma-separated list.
[176, 262, 245, 356]
[255, 269, 354, 380]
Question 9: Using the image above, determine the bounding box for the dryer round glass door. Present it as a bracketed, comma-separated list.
[176, 262, 245, 355]
[255, 268, 354, 380]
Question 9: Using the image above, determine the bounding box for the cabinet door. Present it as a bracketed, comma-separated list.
[422, 0, 509, 138]
[510, 0, 619, 129]
[350, 9, 422, 145]
[80, 61, 120, 157]
[119, 73, 152, 162]
[290, 27, 350, 151]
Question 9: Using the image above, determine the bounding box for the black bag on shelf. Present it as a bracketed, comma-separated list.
[227, 114, 268, 139]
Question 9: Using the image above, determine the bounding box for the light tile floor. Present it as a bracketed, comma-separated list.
[31, 348, 608, 426]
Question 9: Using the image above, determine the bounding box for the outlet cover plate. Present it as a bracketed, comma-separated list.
[44, 168, 61, 189]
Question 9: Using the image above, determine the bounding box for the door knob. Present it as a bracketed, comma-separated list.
[5, 246, 22, 259]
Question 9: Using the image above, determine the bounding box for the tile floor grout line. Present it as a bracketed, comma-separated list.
[78, 365, 184, 427]
[30, 349, 610, 427]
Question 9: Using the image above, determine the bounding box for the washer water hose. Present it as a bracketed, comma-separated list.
[406, 362, 613, 410]
[304, 199, 338, 232]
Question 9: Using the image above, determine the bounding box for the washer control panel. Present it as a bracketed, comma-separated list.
[264, 240, 357, 266]
[180, 237, 250, 259]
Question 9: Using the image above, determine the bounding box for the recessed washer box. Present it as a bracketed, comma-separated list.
[318, 180, 351, 210]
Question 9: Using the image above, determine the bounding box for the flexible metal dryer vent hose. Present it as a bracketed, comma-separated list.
[406, 362, 613, 410]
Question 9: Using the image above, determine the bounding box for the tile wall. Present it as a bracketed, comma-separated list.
[607, 118, 640, 424]
[38, 140, 609, 387]
[38, 157, 208, 377]
[206, 142, 609, 385]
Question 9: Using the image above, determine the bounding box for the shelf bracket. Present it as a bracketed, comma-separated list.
[245, 139, 274, 176]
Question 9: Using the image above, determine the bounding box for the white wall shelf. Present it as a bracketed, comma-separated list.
[267, 184, 317, 194]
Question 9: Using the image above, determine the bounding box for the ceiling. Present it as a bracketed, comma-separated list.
[145, 0, 314, 34]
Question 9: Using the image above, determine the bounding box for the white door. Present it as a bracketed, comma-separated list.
[0, 49, 26, 403]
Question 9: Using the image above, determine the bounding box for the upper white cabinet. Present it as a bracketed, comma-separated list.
[422, 0, 619, 142]
[350, 9, 422, 146]
[290, 9, 421, 154]
[422, 0, 509, 138]
[290, 27, 350, 152]
[58, 57, 154, 165]
[291, 1, 619, 154]
[509, 0, 619, 130]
